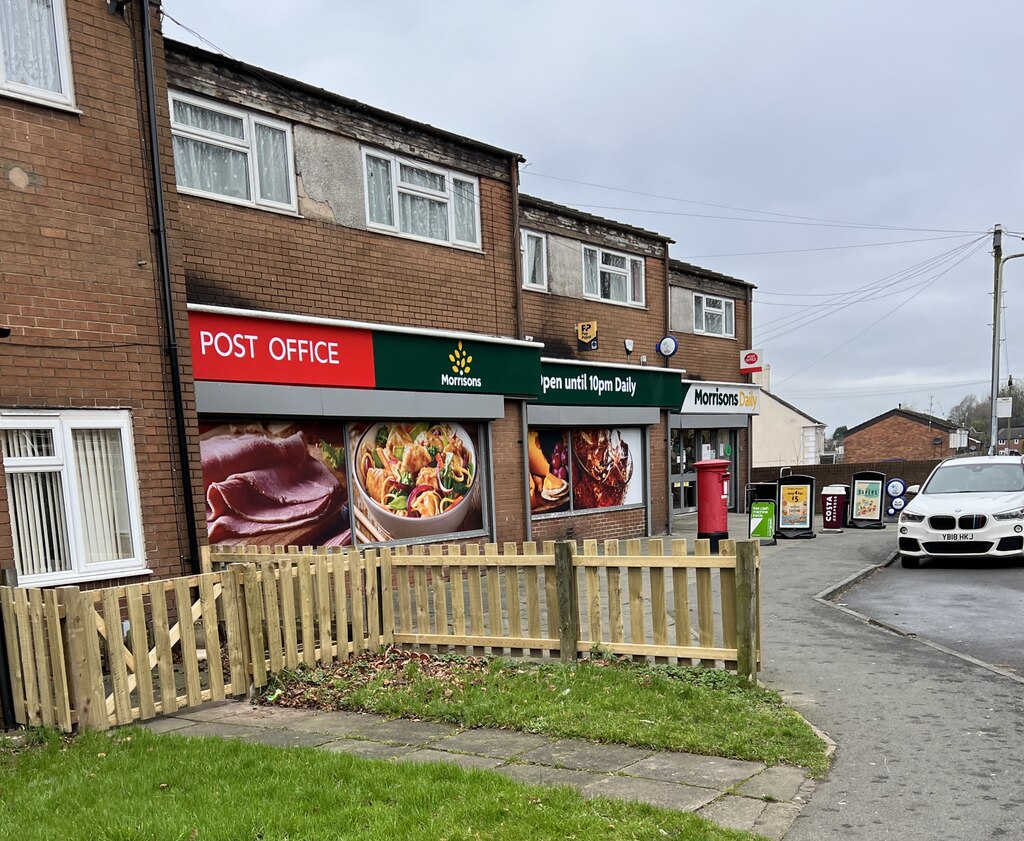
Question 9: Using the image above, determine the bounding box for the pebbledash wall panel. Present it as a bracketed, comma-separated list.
[0, 2, 204, 583]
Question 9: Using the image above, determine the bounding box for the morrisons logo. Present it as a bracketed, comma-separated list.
[442, 341, 482, 388]
[694, 388, 740, 407]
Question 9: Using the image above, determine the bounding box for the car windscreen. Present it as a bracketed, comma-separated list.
[923, 463, 1024, 494]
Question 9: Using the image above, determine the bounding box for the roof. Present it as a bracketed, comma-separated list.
[519, 194, 674, 243]
[845, 407, 957, 438]
[669, 259, 757, 289]
[165, 40, 524, 163]
[762, 390, 824, 425]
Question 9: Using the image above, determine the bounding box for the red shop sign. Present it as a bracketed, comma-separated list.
[189, 311, 376, 389]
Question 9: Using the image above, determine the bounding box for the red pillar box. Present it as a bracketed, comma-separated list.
[695, 459, 731, 551]
[821, 485, 846, 533]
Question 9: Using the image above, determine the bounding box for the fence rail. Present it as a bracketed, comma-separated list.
[2, 539, 760, 732]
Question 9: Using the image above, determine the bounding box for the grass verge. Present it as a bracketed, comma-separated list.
[261, 649, 829, 776]
[0, 727, 760, 841]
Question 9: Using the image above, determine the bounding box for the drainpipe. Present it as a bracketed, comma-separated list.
[136, 0, 200, 572]
[510, 157, 524, 340]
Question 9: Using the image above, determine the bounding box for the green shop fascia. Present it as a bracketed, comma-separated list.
[524, 358, 685, 536]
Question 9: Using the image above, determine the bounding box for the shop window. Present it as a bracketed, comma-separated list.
[694, 293, 735, 338]
[521, 229, 548, 290]
[583, 246, 644, 306]
[0, 411, 146, 586]
[362, 149, 481, 248]
[0, 0, 74, 107]
[170, 91, 296, 212]
[528, 427, 644, 517]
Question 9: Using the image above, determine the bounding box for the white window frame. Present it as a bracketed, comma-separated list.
[0, 410, 148, 587]
[0, 0, 75, 108]
[582, 245, 645, 307]
[693, 293, 736, 338]
[521, 229, 548, 291]
[169, 90, 297, 213]
[361, 148, 482, 249]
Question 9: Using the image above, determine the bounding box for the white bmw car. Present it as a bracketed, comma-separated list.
[898, 455, 1024, 568]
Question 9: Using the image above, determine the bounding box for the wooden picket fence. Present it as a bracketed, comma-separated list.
[1, 539, 759, 732]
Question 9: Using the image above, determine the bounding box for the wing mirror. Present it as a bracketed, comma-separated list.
[906, 485, 920, 495]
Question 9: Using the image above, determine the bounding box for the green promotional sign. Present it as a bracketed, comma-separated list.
[536, 361, 684, 408]
[372, 333, 541, 397]
[749, 501, 776, 539]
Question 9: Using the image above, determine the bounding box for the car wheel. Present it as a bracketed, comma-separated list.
[900, 554, 921, 569]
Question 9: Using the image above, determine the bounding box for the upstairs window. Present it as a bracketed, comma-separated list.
[583, 246, 644, 306]
[0, 410, 147, 586]
[363, 149, 481, 248]
[170, 91, 296, 212]
[694, 293, 735, 337]
[521, 229, 547, 290]
[0, 0, 74, 107]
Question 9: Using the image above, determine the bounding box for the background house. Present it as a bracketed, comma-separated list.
[843, 408, 970, 462]
[751, 391, 826, 468]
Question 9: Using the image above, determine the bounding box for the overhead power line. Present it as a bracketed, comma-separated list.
[687, 233, 976, 259]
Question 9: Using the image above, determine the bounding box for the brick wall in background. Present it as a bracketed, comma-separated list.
[844, 416, 956, 462]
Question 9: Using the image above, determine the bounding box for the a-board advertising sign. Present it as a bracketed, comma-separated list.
[848, 470, 886, 529]
[776, 475, 816, 539]
[749, 500, 776, 540]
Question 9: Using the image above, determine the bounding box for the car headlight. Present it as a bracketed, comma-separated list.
[899, 511, 925, 523]
[993, 507, 1024, 520]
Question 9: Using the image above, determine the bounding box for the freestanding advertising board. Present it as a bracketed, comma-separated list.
[776, 474, 817, 539]
[848, 470, 886, 529]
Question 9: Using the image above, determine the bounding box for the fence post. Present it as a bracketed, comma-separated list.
[61, 587, 107, 730]
[735, 540, 759, 686]
[554, 541, 579, 663]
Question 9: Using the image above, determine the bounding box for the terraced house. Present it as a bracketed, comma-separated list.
[1, 0, 759, 590]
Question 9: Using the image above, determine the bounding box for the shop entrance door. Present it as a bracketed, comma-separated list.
[671, 428, 698, 514]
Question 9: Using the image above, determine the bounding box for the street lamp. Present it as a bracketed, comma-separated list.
[989, 225, 1024, 454]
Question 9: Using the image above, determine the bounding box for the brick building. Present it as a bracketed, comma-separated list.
[843, 408, 965, 462]
[1, 1, 761, 587]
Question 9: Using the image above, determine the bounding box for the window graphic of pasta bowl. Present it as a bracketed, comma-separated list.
[354, 422, 478, 540]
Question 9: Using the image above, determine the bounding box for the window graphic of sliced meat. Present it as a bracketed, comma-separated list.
[201, 432, 344, 543]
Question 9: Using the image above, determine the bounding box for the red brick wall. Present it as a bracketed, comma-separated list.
[492, 401, 527, 545]
[671, 296, 749, 382]
[844, 416, 955, 462]
[531, 507, 647, 543]
[751, 459, 940, 492]
[176, 177, 517, 338]
[0, 2, 203, 580]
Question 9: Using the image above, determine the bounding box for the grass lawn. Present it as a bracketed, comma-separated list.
[262, 650, 830, 776]
[0, 728, 761, 841]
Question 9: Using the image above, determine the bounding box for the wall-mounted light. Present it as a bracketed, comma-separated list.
[624, 338, 634, 354]
[0, 326, 10, 339]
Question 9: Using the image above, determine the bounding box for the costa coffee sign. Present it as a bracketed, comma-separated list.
[190, 310, 376, 388]
[739, 348, 764, 374]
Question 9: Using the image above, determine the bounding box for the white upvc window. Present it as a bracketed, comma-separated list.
[694, 293, 736, 337]
[582, 246, 645, 306]
[362, 148, 481, 249]
[169, 90, 296, 212]
[0, 0, 75, 107]
[521, 229, 547, 290]
[0, 410, 147, 586]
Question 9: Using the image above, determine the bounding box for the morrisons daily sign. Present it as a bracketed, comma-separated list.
[680, 382, 760, 414]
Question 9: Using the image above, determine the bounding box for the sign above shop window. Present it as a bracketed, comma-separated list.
[739, 348, 764, 374]
[189, 308, 542, 398]
[680, 382, 760, 415]
[537, 360, 684, 408]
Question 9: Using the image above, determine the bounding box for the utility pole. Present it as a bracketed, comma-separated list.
[990, 224, 1004, 455]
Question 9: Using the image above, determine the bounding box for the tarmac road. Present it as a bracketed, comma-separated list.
[750, 523, 1024, 840]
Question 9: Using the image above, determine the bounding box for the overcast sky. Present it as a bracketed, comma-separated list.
[162, 1, 1024, 434]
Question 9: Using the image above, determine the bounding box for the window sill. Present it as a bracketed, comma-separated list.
[693, 332, 737, 341]
[582, 294, 647, 311]
[522, 283, 549, 293]
[1, 87, 81, 115]
[365, 223, 485, 255]
[17, 566, 153, 589]
[176, 186, 300, 217]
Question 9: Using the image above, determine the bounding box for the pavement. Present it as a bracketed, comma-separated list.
[141, 700, 814, 839]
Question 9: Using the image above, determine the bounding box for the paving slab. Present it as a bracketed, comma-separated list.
[493, 763, 596, 791]
[355, 718, 458, 745]
[697, 795, 767, 832]
[173, 720, 335, 748]
[433, 729, 553, 759]
[518, 738, 652, 772]
[239, 728, 339, 749]
[215, 705, 323, 728]
[583, 775, 718, 812]
[752, 802, 802, 841]
[135, 716, 196, 734]
[171, 721, 272, 741]
[628, 752, 765, 789]
[275, 710, 390, 737]
[736, 764, 807, 802]
[403, 749, 505, 771]
[163, 700, 245, 722]
[317, 739, 418, 761]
